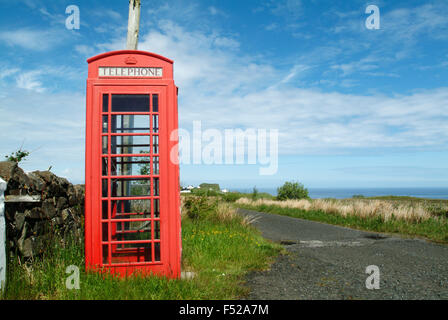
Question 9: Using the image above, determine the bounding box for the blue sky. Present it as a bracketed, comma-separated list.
[1, 0, 448, 189]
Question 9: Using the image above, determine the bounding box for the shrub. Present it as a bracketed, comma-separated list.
[221, 192, 243, 202]
[251, 186, 258, 200]
[183, 196, 217, 220]
[199, 183, 220, 192]
[277, 181, 309, 200]
[5, 148, 30, 163]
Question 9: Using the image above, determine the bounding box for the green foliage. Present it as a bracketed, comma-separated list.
[5, 148, 30, 163]
[190, 188, 220, 197]
[137, 151, 150, 176]
[199, 183, 220, 192]
[183, 196, 217, 220]
[276, 181, 309, 200]
[251, 186, 258, 200]
[352, 194, 365, 199]
[3, 199, 281, 300]
[221, 192, 244, 202]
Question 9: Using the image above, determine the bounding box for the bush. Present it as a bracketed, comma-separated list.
[221, 192, 244, 202]
[5, 148, 30, 163]
[277, 181, 309, 200]
[199, 183, 220, 192]
[183, 196, 217, 220]
[251, 186, 258, 200]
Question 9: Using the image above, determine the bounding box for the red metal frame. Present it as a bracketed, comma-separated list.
[85, 50, 181, 278]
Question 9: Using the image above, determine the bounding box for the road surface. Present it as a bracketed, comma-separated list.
[238, 208, 448, 300]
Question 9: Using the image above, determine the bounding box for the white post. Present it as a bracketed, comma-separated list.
[0, 178, 7, 291]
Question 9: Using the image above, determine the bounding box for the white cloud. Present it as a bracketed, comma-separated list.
[209, 6, 218, 15]
[0, 87, 85, 182]
[16, 71, 45, 92]
[0, 68, 19, 80]
[0, 28, 64, 51]
[3, 13, 448, 183]
[265, 23, 278, 31]
[75, 44, 95, 56]
[97, 20, 448, 156]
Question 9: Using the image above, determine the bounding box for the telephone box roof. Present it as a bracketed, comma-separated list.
[87, 50, 173, 64]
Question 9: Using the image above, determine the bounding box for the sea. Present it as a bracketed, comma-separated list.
[230, 187, 448, 200]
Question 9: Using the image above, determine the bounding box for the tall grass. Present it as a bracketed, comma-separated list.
[2, 197, 281, 300]
[236, 197, 448, 243]
[236, 198, 438, 222]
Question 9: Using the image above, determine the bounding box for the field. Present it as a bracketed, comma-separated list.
[2, 197, 281, 300]
[235, 196, 448, 243]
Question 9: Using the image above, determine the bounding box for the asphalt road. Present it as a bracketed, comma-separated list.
[238, 208, 448, 300]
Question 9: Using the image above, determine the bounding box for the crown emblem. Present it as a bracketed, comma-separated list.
[125, 56, 137, 64]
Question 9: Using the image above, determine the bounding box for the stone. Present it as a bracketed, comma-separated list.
[41, 199, 56, 219]
[3, 163, 84, 260]
[181, 271, 197, 280]
[61, 208, 71, 221]
[57, 197, 68, 211]
[17, 221, 29, 255]
[31, 170, 53, 184]
[27, 172, 45, 192]
[28, 207, 42, 219]
[22, 238, 34, 258]
[14, 211, 26, 230]
[0, 161, 16, 183]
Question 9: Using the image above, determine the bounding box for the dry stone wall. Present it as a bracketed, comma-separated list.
[0, 161, 84, 259]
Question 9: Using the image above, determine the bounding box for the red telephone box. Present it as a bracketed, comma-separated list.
[85, 50, 181, 278]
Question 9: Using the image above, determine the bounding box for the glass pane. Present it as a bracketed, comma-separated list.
[154, 220, 160, 240]
[155, 242, 160, 261]
[152, 135, 159, 154]
[153, 156, 159, 175]
[102, 200, 109, 219]
[111, 115, 150, 133]
[111, 135, 150, 155]
[111, 199, 151, 219]
[102, 223, 109, 241]
[111, 178, 150, 198]
[112, 94, 149, 112]
[154, 199, 160, 218]
[102, 157, 108, 176]
[102, 179, 108, 197]
[110, 156, 150, 176]
[102, 115, 108, 133]
[152, 115, 159, 133]
[112, 221, 151, 242]
[102, 94, 109, 112]
[111, 244, 152, 264]
[102, 245, 109, 264]
[102, 136, 108, 154]
[152, 94, 158, 112]
[153, 178, 159, 196]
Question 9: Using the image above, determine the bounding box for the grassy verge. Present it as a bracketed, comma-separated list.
[2, 198, 281, 300]
[236, 198, 448, 243]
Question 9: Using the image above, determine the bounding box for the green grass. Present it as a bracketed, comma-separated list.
[1, 200, 281, 300]
[237, 202, 448, 243]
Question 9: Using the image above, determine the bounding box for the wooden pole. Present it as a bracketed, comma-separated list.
[126, 0, 141, 50]
[123, 0, 141, 200]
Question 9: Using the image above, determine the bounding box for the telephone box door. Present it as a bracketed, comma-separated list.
[90, 85, 174, 276]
